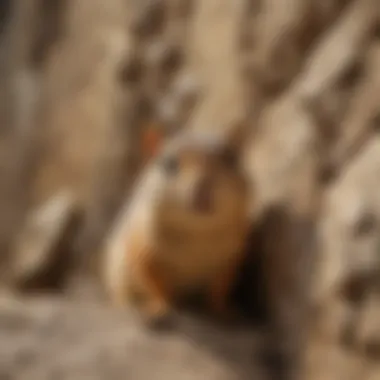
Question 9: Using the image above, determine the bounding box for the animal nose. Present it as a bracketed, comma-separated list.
[192, 175, 213, 212]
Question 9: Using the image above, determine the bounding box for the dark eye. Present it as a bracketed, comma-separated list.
[161, 155, 179, 175]
[221, 149, 238, 168]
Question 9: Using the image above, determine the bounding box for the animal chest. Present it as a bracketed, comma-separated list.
[152, 223, 245, 293]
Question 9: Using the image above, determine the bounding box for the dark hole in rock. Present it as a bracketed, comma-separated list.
[338, 60, 363, 90]
[341, 274, 371, 305]
[232, 223, 269, 325]
[354, 211, 378, 237]
[119, 57, 145, 86]
[131, 0, 166, 39]
[161, 45, 183, 76]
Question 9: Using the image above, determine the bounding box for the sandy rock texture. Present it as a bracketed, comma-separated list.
[0, 0, 379, 379]
[0, 295, 267, 380]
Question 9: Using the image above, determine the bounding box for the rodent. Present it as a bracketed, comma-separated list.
[102, 126, 251, 324]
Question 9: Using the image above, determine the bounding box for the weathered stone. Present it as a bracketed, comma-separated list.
[298, 0, 378, 113]
[187, 0, 247, 132]
[9, 191, 77, 290]
[1, 1, 380, 379]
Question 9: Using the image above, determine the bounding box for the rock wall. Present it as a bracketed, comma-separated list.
[0, 0, 379, 379]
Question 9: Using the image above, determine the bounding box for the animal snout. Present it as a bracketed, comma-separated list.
[192, 175, 214, 213]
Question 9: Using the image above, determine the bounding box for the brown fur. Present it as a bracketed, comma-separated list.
[102, 128, 251, 322]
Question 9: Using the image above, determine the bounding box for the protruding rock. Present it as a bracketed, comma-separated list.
[9, 191, 78, 291]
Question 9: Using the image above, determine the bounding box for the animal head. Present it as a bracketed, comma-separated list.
[149, 126, 250, 229]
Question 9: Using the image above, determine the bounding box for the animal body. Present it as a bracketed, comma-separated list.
[103, 127, 251, 323]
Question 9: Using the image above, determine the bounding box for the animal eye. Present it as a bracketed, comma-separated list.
[221, 149, 238, 168]
[161, 155, 179, 175]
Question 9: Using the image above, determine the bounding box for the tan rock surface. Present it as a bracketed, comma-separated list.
[0, 0, 380, 379]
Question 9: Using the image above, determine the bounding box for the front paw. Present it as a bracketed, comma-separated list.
[141, 302, 175, 331]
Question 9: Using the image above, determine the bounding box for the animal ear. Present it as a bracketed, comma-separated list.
[141, 123, 164, 161]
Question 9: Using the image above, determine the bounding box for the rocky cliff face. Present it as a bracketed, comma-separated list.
[0, 1, 379, 379]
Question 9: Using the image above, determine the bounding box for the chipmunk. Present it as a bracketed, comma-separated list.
[102, 125, 251, 324]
